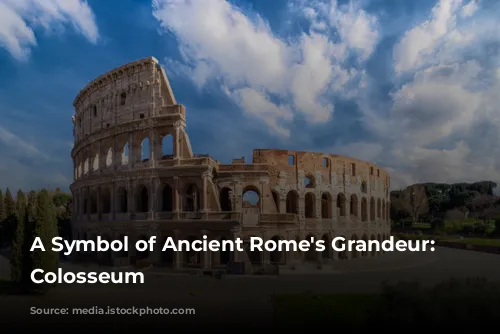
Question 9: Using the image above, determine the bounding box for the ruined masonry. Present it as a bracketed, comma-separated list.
[70, 56, 391, 273]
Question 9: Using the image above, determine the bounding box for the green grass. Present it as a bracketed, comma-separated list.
[273, 293, 379, 324]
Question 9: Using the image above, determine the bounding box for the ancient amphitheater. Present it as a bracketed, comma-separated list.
[70, 57, 391, 273]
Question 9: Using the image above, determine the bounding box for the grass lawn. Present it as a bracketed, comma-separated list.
[273, 293, 379, 325]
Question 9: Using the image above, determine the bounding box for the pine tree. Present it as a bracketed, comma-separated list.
[4, 188, 17, 244]
[31, 190, 52, 293]
[11, 190, 26, 283]
[0, 189, 5, 222]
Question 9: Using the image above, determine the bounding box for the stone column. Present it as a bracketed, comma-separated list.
[173, 229, 182, 269]
[201, 230, 211, 269]
[201, 173, 209, 212]
[173, 176, 180, 212]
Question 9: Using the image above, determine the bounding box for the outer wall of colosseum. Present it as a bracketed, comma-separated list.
[70, 56, 391, 273]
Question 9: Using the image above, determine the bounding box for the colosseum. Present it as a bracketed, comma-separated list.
[70, 56, 391, 274]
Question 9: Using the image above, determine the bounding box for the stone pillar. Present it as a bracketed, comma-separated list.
[201, 173, 209, 212]
[174, 122, 181, 160]
[173, 229, 182, 269]
[173, 176, 180, 212]
[201, 230, 211, 269]
[128, 133, 134, 168]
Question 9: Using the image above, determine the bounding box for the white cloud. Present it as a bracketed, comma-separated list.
[152, 0, 378, 136]
[0, 0, 99, 60]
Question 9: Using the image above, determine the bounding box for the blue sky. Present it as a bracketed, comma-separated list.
[0, 0, 499, 191]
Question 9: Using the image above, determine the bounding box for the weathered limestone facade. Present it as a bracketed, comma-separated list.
[70, 57, 391, 273]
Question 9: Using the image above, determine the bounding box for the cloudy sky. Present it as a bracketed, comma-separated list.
[0, 0, 499, 191]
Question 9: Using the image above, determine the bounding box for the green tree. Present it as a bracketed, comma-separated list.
[0, 189, 5, 221]
[10, 190, 26, 283]
[31, 190, 54, 293]
[3, 188, 17, 243]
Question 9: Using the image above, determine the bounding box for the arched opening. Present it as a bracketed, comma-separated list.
[361, 198, 368, 222]
[161, 236, 174, 266]
[322, 234, 330, 259]
[116, 187, 127, 213]
[121, 142, 129, 165]
[83, 158, 89, 174]
[286, 190, 299, 214]
[161, 134, 174, 158]
[184, 184, 200, 212]
[305, 193, 315, 218]
[120, 92, 126, 105]
[270, 235, 283, 264]
[90, 190, 97, 214]
[370, 197, 375, 221]
[162, 184, 173, 211]
[361, 181, 367, 193]
[304, 175, 315, 188]
[242, 187, 260, 208]
[350, 194, 358, 217]
[219, 237, 231, 264]
[371, 235, 377, 257]
[351, 235, 359, 258]
[337, 236, 348, 260]
[220, 187, 232, 211]
[106, 148, 113, 167]
[377, 199, 381, 218]
[362, 234, 369, 257]
[136, 185, 149, 212]
[337, 193, 346, 216]
[246, 238, 262, 265]
[102, 188, 111, 213]
[185, 236, 201, 265]
[141, 138, 150, 162]
[321, 192, 332, 218]
[92, 153, 99, 171]
[136, 235, 149, 260]
[272, 191, 280, 212]
[305, 234, 316, 261]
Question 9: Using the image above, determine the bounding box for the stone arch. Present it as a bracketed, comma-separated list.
[362, 234, 369, 257]
[350, 234, 359, 258]
[220, 187, 232, 211]
[361, 197, 368, 221]
[270, 235, 283, 264]
[361, 181, 367, 193]
[377, 198, 381, 218]
[136, 184, 149, 213]
[272, 190, 280, 213]
[321, 192, 332, 218]
[242, 186, 260, 208]
[286, 190, 299, 214]
[161, 134, 174, 157]
[121, 142, 129, 165]
[116, 187, 127, 213]
[120, 92, 127, 105]
[245, 236, 262, 265]
[161, 183, 173, 211]
[92, 152, 99, 171]
[304, 174, 316, 188]
[337, 193, 346, 216]
[350, 194, 358, 217]
[90, 189, 97, 214]
[337, 236, 348, 260]
[185, 235, 201, 265]
[161, 236, 174, 266]
[184, 183, 200, 212]
[101, 187, 111, 213]
[305, 192, 316, 218]
[304, 233, 316, 261]
[105, 147, 113, 167]
[322, 233, 330, 259]
[136, 235, 149, 260]
[219, 236, 232, 265]
[370, 197, 375, 221]
[140, 137, 150, 161]
[370, 234, 377, 257]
